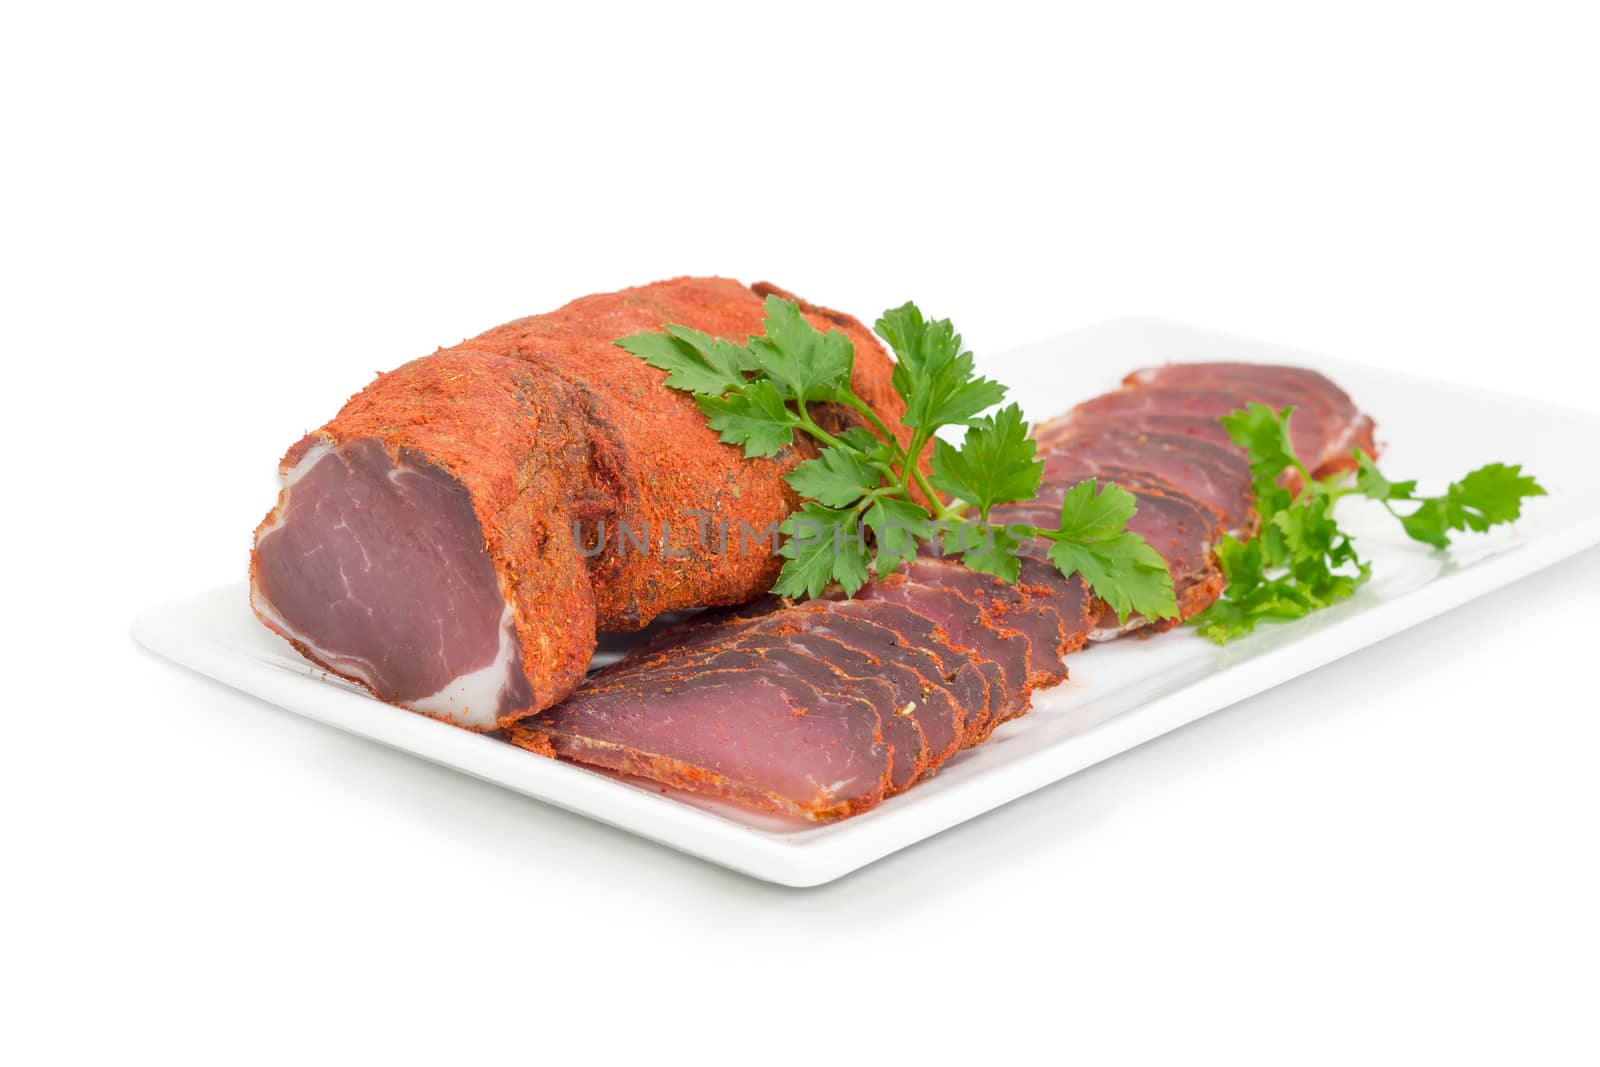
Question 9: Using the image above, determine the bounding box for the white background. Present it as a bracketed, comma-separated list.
[5, 2, 1597, 1064]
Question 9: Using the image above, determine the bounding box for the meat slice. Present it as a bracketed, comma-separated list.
[766, 608, 977, 764]
[1015, 556, 1098, 639]
[1035, 464, 1206, 509]
[823, 599, 1007, 746]
[1041, 411, 1240, 451]
[898, 559, 1089, 727]
[894, 558, 1077, 686]
[624, 595, 792, 661]
[594, 602, 972, 769]
[993, 475, 1224, 638]
[251, 277, 909, 729]
[1031, 460, 1246, 572]
[1046, 387, 1330, 470]
[1036, 429, 1254, 534]
[1068, 385, 1250, 423]
[507, 668, 892, 820]
[754, 633, 934, 789]
[585, 641, 928, 792]
[997, 485, 1217, 592]
[1124, 362, 1375, 475]
[689, 652, 922, 791]
[1038, 363, 1379, 485]
[852, 579, 1033, 718]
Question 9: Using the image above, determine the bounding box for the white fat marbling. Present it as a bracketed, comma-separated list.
[405, 605, 520, 729]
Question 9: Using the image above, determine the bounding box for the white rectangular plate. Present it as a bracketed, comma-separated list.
[133, 318, 1600, 886]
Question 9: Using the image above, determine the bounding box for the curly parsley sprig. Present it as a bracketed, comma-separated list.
[1190, 402, 1546, 644]
[617, 297, 1179, 622]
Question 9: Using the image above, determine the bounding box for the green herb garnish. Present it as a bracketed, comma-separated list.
[1189, 403, 1546, 643]
[618, 297, 1179, 622]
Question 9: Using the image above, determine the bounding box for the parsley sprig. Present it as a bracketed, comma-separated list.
[1190, 403, 1546, 644]
[618, 297, 1179, 622]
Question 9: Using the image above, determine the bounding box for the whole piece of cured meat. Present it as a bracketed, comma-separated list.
[250, 278, 909, 729]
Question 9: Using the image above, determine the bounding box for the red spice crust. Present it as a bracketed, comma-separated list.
[250, 277, 908, 723]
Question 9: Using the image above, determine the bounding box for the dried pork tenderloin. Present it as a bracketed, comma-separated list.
[506, 360, 1377, 821]
[250, 277, 909, 730]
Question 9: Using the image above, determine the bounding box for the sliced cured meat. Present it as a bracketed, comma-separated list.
[595, 602, 973, 769]
[892, 558, 1077, 686]
[585, 641, 928, 792]
[505, 361, 1378, 822]
[507, 668, 891, 820]
[756, 633, 935, 787]
[767, 607, 978, 763]
[996, 487, 1217, 592]
[1035, 429, 1254, 534]
[993, 475, 1223, 638]
[1068, 385, 1251, 423]
[900, 562, 1084, 727]
[1002, 492, 1214, 594]
[824, 599, 1009, 745]
[1040, 411, 1240, 451]
[673, 653, 918, 791]
[1031, 459, 1247, 577]
[1046, 387, 1329, 470]
[623, 595, 793, 661]
[853, 578, 1033, 715]
[1015, 557, 1098, 641]
[1011, 530, 1223, 639]
[1124, 362, 1376, 475]
[1035, 464, 1207, 509]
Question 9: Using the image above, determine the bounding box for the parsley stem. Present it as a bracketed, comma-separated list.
[891, 425, 952, 514]
[793, 409, 846, 451]
[836, 393, 903, 454]
[911, 465, 951, 516]
[899, 428, 927, 491]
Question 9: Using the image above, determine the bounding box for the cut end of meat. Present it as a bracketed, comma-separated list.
[250, 436, 534, 730]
